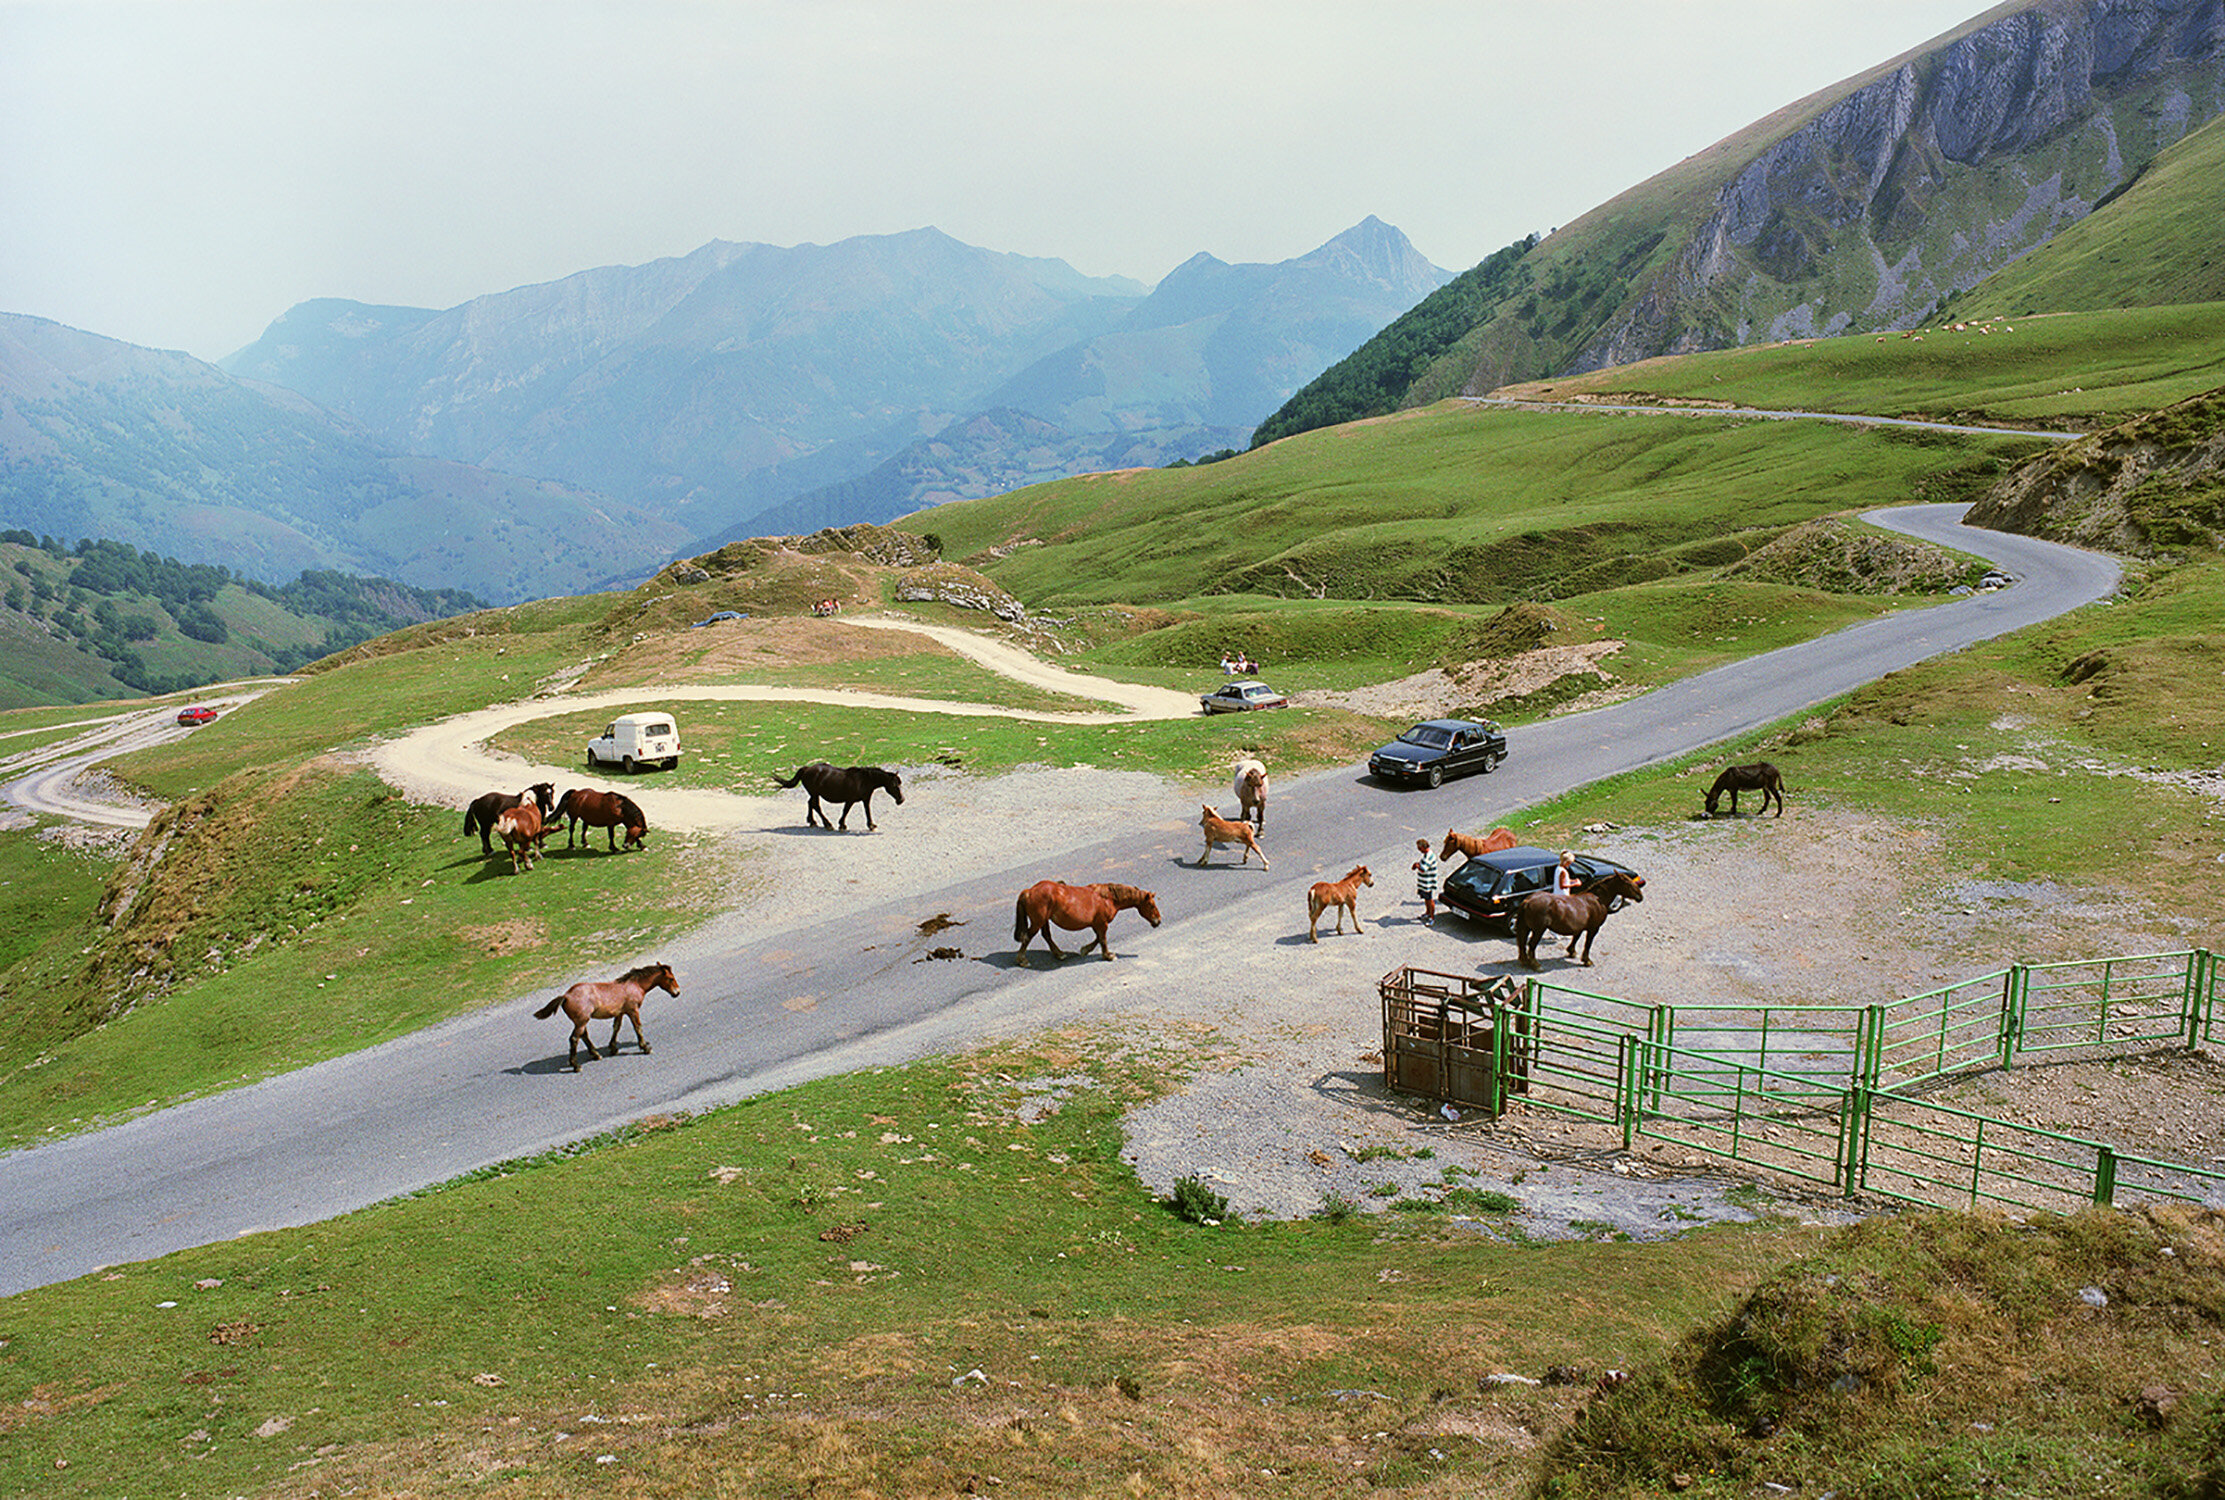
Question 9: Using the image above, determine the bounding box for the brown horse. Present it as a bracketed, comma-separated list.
[1705, 762, 1785, 817]
[1233, 758, 1268, 830]
[774, 762, 905, 831]
[1306, 865, 1373, 942]
[533, 961, 679, 1071]
[1440, 826, 1517, 866]
[1012, 880, 1162, 966]
[493, 801, 546, 874]
[1198, 804, 1269, 868]
[555, 788, 648, 850]
[1514, 871, 1647, 970]
[464, 782, 556, 855]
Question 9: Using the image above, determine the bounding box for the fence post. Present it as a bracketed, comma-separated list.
[2186, 949, 2215, 1051]
[1648, 1007, 1671, 1111]
[1618, 1034, 1638, 1150]
[1857, 1004, 1884, 1089]
[2094, 1146, 2118, 1207]
[1999, 965, 2029, 1069]
[1841, 1084, 1870, 1196]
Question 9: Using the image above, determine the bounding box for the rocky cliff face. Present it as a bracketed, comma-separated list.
[1570, 0, 2225, 375]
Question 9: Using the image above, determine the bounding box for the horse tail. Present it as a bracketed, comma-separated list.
[533, 995, 564, 1020]
[772, 767, 804, 789]
[462, 806, 480, 835]
[1014, 892, 1031, 943]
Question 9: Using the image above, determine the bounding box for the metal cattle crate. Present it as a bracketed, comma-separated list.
[1379, 967, 1527, 1116]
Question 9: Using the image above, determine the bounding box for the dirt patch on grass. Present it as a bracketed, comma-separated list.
[580, 615, 930, 690]
[457, 918, 545, 957]
[1296, 641, 1628, 722]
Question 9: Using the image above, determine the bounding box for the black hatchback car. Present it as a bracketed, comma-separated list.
[1366, 718, 1508, 788]
[1440, 845, 1644, 930]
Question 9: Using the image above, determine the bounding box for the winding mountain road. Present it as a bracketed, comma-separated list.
[0, 505, 2121, 1296]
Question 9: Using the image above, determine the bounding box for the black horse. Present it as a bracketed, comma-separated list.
[1704, 762, 1786, 817]
[464, 782, 557, 855]
[774, 762, 905, 831]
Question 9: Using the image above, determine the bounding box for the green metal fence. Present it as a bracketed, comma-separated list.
[1380, 948, 2223, 1217]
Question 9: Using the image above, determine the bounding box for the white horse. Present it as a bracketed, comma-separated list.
[1232, 758, 1268, 830]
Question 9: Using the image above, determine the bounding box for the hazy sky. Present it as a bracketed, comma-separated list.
[2, 0, 1992, 363]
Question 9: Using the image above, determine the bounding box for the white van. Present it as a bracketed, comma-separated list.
[586, 713, 681, 772]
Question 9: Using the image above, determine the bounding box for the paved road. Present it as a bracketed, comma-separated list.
[0, 505, 2120, 1296]
[1467, 395, 2082, 443]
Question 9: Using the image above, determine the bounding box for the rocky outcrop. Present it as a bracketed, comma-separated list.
[1583, 0, 2225, 372]
[1967, 386, 2225, 552]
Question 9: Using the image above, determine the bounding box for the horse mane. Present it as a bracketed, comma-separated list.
[1096, 882, 1148, 903]
[617, 793, 645, 823]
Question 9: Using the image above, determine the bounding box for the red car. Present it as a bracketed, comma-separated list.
[176, 705, 219, 726]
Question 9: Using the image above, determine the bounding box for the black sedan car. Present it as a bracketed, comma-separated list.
[1440, 845, 1644, 930]
[1366, 717, 1507, 788]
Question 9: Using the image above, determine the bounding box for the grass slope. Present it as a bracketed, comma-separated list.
[1953, 111, 2225, 320]
[921, 404, 2035, 609]
[1493, 301, 2225, 428]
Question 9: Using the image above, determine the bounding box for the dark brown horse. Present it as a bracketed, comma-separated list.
[493, 800, 546, 874]
[464, 782, 556, 855]
[1705, 762, 1786, 817]
[774, 762, 905, 831]
[1306, 865, 1372, 942]
[1514, 870, 1646, 970]
[555, 788, 648, 850]
[1233, 758, 1268, 830]
[533, 961, 679, 1071]
[1012, 881, 1162, 966]
[1440, 826, 1518, 866]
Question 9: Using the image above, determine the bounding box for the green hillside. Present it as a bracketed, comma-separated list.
[1952, 111, 2225, 319]
[0, 533, 485, 708]
[1489, 301, 2225, 429]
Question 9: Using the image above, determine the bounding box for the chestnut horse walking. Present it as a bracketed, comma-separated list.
[555, 788, 648, 850]
[533, 961, 679, 1071]
[1197, 804, 1270, 868]
[1012, 880, 1162, 966]
[1440, 826, 1517, 866]
[1514, 871, 1646, 970]
[1306, 865, 1373, 942]
[1233, 758, 1268, 830]
[465, 782, 556, 855]
[774, 762, 905, 831]
[1705, 762, 1786, 817]
[493, 801, 546, 874]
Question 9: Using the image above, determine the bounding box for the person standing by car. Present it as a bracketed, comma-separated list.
[1553, 850, 1582, 896]
[1412, 838, 1440, 924]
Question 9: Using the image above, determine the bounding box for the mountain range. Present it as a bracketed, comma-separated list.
[1259, 0, 2225, 444]
[6, 0, 2225, 606]
[0, 222, 1446, 603]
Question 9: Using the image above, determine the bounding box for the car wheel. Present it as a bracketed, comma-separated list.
[1481, 752, 1498, 774]
[665, 757, 679, 771]
[1427, 764, 1444, 789]
[585, 750, 598, 769]
[621, 755, 636, 774]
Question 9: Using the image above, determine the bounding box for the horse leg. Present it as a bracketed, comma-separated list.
[860, 791, 877, 831]
[1346, 901, 1363, 936]
[1092, 920, 1114, 960]
[1307, 899, 1321, 943]
[1042, 923, 1067, 961]
[630, 1003, 650, 1054]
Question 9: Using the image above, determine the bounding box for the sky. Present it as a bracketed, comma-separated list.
[1, 0, 1995, 364]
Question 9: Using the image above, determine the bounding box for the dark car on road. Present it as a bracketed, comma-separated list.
[1199, 679, 1289, 714]
[1440, 845, 1644, 930]
[1366, 717, 1507, 787]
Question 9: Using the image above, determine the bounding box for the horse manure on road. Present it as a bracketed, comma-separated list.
[917, 912, 967, 936]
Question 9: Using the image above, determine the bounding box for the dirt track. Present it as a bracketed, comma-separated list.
[361, 616, 1199, 833]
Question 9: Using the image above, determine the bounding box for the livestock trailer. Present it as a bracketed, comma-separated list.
[1379, 967, 1528, 1117]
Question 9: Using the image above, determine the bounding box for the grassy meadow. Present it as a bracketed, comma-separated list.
[2, 306, 2222, 1494]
